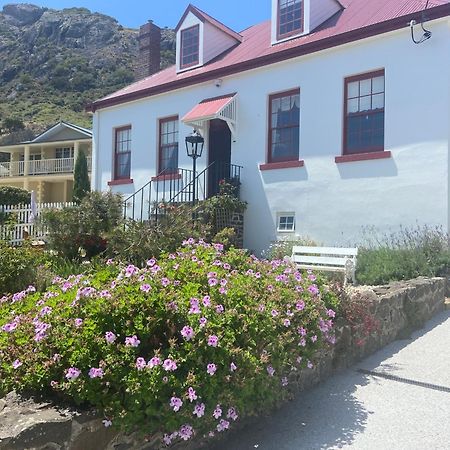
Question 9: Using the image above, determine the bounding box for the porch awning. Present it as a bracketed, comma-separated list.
[182, 93, 237, 137]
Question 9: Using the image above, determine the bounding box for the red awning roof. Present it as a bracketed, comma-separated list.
[182, 93, 236, 123]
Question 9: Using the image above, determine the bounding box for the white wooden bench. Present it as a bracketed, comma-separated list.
[290, 246, 358, 284]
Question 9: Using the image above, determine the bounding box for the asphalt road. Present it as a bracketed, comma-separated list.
[212, 311, 450, 450]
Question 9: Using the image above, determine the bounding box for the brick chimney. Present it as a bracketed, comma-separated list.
[136, 21, 161, 80]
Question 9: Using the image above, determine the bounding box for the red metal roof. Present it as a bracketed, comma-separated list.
[182, 93, 236, 122]
[91, 0, 450, 111]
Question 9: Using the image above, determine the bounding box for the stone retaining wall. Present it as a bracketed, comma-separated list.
[0, 277, 445, 450]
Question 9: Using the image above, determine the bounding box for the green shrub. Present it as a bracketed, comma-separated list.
[40, 191, 123, 260]
[356, 225, 450, 285]
[0, 241, 337, 445]
[0, 242, 47, 295]
[0, 186, 30, 206]
[72, 150, 90, 203]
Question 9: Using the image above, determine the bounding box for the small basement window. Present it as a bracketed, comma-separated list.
[277, 213, 295, 232]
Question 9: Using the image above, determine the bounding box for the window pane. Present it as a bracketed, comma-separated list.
[372, 76, 384, 94]
[159, 118, 179, 172]
[347, 81, 359, 98]
[360, 79, 371, 96]
[372, 93, 384, 109]
[347, 98, 358, 113]
[359, 95, 371, 112]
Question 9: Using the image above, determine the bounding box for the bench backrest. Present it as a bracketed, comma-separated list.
[291, 246, 358, 268]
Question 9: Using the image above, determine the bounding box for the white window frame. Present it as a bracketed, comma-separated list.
[277, 213, 296, 232]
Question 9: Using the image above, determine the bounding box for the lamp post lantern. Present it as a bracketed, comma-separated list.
[185, 130, 205, 206]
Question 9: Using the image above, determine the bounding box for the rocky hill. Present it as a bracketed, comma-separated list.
[0, 3, 175, 146]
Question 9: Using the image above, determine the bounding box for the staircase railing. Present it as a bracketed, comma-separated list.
[123, 162, 243, 223]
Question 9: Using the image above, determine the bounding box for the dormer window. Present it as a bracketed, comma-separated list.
[180, 25, 200, 69]
[278, 0, 303, 39]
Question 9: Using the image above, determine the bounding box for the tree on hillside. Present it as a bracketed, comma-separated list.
[73, 150, 90, 203]
[2, 117, 25, 134]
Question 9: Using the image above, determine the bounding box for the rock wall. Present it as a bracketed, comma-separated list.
[0, 277, 445, 450]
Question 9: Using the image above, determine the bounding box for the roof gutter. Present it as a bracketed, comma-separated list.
[88, 3, 450, 113]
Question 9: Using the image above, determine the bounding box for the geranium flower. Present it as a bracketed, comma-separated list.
[213, 404, 222, 419]
[135, 357, 146, 370]
[227, 407, 238, 421]
[187, 387, 197, 402]
[65, 367, 81, 380]
[207, 363, 217, 376]
[267, 366, 275, 376]
[102, 419, 112, 427]
[181, 326, 195, 341]
[105, 332, 116, 344]
[125, 335, 140, 347]
[140, 284, 151, 293]
[12, 359, 22, 369]
[170, 396, 183, 412]
[281, 377, 289, 387]
[230, 362, 237, 372]
[193, 402, 205, 418]
[74, 318, 83, 328]
[163, 358, 177, 371]
[327, 309, 336, 318]
[189, 298, 201, 314]
[178, 424, 194, 440]
[216, 419, 230, 432]
[88, 367, 104, 378]
[199, 317, 207, 328]
[296, 300, 305, 311]
[147, 356, 161, 368]
[215, 304, 224, 314]
[283, 319, 291, 327]
[207, 335, 219, 347]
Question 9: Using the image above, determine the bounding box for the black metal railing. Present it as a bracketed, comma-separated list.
[123, 162, 243, 222]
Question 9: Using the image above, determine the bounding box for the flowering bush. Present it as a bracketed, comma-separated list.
[0, 240, 337, 446]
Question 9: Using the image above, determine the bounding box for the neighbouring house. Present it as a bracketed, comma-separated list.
[0, 121, 92, 203]
[89, 0, 450, 254]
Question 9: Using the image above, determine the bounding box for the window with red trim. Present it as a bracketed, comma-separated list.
[278, 0, 303, 39]
[344, 70, 385, 155]
[180, 25, 199, 69]
[114, 126, 131, 180]
[268, 89, 300, 163]
[159, 117, 179, 173]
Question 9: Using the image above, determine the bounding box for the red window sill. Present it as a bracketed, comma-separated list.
[335, 151, 391, 164]
[108, 178, 134, 186]
[151, 173, 182, 181]
[260, 160, 304, 171]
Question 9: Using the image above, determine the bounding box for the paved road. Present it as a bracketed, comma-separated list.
[212, 311, 450, 450]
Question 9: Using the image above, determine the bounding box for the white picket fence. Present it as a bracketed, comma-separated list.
[0, 202, 75, 245]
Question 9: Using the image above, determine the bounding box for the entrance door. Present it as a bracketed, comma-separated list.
[208, 119, 231, 197]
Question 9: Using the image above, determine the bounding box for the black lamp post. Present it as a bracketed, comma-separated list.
[185, 130, 205, 206]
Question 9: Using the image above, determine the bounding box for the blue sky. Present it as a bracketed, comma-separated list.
[0, 1, 271, 31]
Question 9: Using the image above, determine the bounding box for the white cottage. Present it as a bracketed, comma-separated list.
[89, 0, 450, 253]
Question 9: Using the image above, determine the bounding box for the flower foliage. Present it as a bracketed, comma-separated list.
[0, 240, 337, 446]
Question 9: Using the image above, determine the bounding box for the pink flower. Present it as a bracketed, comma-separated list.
[181, 326, 195, 341]
[161, 277, 170, 287]
[207, 363, 217, 376]
[296, 300, 305, 311]
[147, 356, 161, 368]
[215, 304, 224, 314]
[193, 402, 205, 418]
[311, 335, 318, 343]
[230, 362, 237, 372]
[88, 367, 104, 378]
[296, 356, 303, 364]
[208, 278, 218, 286]
[12, 359, 22, 369]
[207, 335, 219, 347]
[307, 360, 314, 369]
[135, 357, 146, 370]
[308, 284, 319, 295]
[74, 318, 83, 328]
[308, 274, 317, 281]
[298, 327, 307, 336]
[213, 404, 222, 419]
[299, 338, 306, 347]
[170, 396, 183, 412]
[140, 284, 151, 293]
[202, 296, 211, 307]
[146, 258, 156, 267]
[281, 377, 289, 387]
[125, 335, 140, 347]
[271, 309, 279, 317]
[327, 309, 336, 318]
[189, 298, 201, 314]
[217, 419, 230, 432]
[1, 322, 18, 332]
[65, 367, 81, 380]
[227, 407, 238, 421]
[106, 259, 114, 265]
[257, 304, 265, 312]
[199, 317, 207, 328]
[178, 424, 194, 441]
[105, 331, 116, 344]
[163, 358, 177, 371]
[267, 366, 275, 376]
[102, 419, 112, 428]
[187, 387, 197, 402]
[40, 306, 52, 317]
[219, 287, 228, 295]
[283, 319, 291, 327]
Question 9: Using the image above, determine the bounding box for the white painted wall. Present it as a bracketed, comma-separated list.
[94, 19, 450, 254]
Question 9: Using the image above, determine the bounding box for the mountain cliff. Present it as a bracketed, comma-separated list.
[0, 3, 175, 145]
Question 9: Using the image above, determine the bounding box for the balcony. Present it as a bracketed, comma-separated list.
[0, 157, 92, 178]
